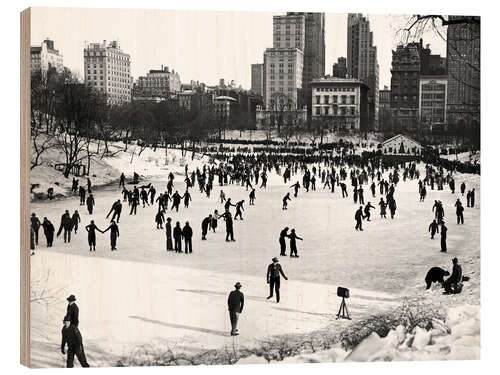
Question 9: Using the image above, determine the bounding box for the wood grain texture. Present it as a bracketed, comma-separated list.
[20, 7, 31, 368]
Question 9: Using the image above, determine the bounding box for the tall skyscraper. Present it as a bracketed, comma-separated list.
[347, 14, 379, 130]
[446, 16, 480, 126]
[263, 14, 305, 110]
[251, 63, 264, 97]
[390, 39, 446, 131]
[287, 12, 326, 111]
[332, 57, 347, 78]
[263, 12, 325, 111]
[84, 40, 131, 104]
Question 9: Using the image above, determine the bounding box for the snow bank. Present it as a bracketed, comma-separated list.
[268, 304, 479, 364]
[30, 138, 209, 200]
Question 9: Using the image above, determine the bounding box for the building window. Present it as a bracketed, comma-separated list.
[315, 95, 320, 104]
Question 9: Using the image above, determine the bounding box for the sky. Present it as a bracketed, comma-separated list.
[31, 7, 447, 89]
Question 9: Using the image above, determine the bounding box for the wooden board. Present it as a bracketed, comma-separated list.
[20, 7, 31, 368]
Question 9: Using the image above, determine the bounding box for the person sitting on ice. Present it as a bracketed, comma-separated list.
[443, 258, 463, 294]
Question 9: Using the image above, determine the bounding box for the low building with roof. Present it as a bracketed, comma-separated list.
[380, 134, 422, 155]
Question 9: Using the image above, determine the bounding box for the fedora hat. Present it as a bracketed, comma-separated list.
[66, 295, 76, 302]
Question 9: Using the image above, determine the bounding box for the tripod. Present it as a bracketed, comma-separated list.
[336, 296, 351, 320]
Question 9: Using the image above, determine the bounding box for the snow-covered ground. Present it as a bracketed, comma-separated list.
[29, 154, 480, 367]
[239, 304, 480, 364]
[441, 151, 480, 164]
[30, 139, 207, 199]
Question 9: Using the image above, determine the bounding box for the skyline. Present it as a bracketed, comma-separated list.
[31, 7, 447, 89]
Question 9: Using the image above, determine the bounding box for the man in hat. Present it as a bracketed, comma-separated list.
[227, 282, 244, 336]
[266, 257, 288, 303]
[61, 316, 89, 368]
[66, 295, 79, 327]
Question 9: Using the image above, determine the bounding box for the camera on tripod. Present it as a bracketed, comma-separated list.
[336, 287, 351, 320]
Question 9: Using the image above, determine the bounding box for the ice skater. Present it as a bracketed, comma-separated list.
[363, 202, 375, 221]
[290, 181, 300, 197]
[201, 214, 212, 240]
[42, 217, 55, 247]
[249, 189, 256, 205]
[57, 210, 73, 243]
[60, 316, 89, 368]
[279, 227, 289, 256]
[165, 217, 173, 251]
[31, 213, 41, 245]
[71, 210, 81, 234]
[234, 200, 245, 220]
[288, 229, 303, 257]
[85, 220, 103, 251]
[429, 219, 439, 239]
[282, 192, 291, 210]
[227, 282, 244, 336]
[106, 200, 122, 223]
[173, 221, 182, 253]
[102, 220, 119, 250]
[440, 221, 448, 252]
[86, 193, 95, 215]
[266, 257, 288, 303]
[219, 209, 235, 242]
[355, 206, 364, 231]
[182, 222, 193, 253]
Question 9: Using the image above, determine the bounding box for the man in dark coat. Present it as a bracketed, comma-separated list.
[86, 194, 95, 215]
[440, 222, 448, 252]
[66, 295, 79, 327]
[455, 199, 465, 224]
[71, 210, 81, 234]
[61, 316, 89, 368]
[106, 200, 122, 223]
[155, 210, 165, 229]
[279, 227, 289, 256]
[266, 257, 288, 303]
[79, 186, 86, 206]
[102, 220, 120, 250]
[201, 215, 212, 240]
[57, 210, 73, 243]
[42, 217, 55, 247]
[227, 282, 244, 336]
[31, 213, 41, 245]
[171, 191, 182, 212]
[119, 172, 125, 188]
[173, 221, 182, 253]
[219, 209, 235, 242]
[355, 206, 364, 231]
[443, 258, 463, 294]
[425, 267, 450, 289]
[182, 222, 193, 253]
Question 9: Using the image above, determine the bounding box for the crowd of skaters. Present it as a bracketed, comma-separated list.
[30, 146, 478, 357]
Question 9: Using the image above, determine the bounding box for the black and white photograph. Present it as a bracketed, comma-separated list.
[18, 3, 482, 369]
